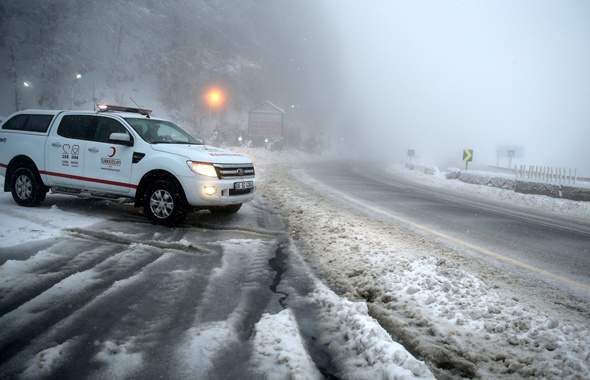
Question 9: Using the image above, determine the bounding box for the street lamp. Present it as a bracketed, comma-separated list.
[16, 81, 33, 111]
[71, 73, 82, 110]
[206, 88, 223, 142]
[209, 91, 221, 105]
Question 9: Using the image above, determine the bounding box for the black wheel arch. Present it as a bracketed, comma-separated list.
[5, 155, 46, 192]
[134, 170, 187, 207]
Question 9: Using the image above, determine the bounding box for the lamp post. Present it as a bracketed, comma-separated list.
[70, 73, 82, 110]
[18, 81, 34, 111]
[206, 89, 223, 142]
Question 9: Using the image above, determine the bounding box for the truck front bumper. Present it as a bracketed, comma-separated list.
[179, 176, 257, 207]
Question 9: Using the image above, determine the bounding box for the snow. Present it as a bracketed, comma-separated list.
[0, 269, 99, 339]
[308, 282, 434, 379]
[0, 177, 103, 248]
[1, 150, 589, 378]
[91, 338, 144, 380]
[250, 283, 434, 380]
[174, 238, 278, 378]
[239, 148, 590, 378]
[21, 340, 74, 379]
[177, 321, 241, 378]
[251, 309, 322, 380]
[387, 163, 590, 219]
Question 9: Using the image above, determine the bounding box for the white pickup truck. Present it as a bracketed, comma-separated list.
[0, 104, 257, 225]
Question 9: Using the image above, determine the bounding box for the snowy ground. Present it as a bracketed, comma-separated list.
[0, 173, 434, 379]
[1, 149, 589, 379]
[235, 148, 590, 379]
[0, 194, 104, 249]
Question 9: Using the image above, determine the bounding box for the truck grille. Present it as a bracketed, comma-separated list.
[214, 163, 255, 179]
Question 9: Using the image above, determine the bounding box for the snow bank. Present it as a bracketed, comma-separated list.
[458, 170, 516, 190]
[251, 309, 322, 380]
[371, 255, 590, 378]
[309, 282, 434, 379]
[453, 169, 590, 201]
[514, 180, 590, 201]
[404, 162, 439, 176]
[177, 321, 241, 377]
[250, 284, 435, 379]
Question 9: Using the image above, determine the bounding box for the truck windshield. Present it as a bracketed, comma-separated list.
[124, 118, 203, 145]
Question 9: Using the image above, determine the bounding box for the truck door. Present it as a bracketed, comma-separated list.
[45, 115, 94, 188]
[83, 116, 134, 194]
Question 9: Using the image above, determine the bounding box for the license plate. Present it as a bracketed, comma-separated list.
[234, 181, 253, 190]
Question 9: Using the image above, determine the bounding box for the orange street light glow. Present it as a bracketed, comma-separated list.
[207, 89, 223, 106]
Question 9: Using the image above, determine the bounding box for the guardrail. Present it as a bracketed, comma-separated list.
[515, 165, 579, 184]
[482, 165, 590, 184]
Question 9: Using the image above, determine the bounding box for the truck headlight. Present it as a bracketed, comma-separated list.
[187, 161, 217, 177]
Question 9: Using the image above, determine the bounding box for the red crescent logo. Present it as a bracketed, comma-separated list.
[108, 147, 116, 157]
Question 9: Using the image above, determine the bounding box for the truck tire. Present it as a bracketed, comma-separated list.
[143, 179, 188, 225]
[11, 167, 46, 207]
[208, 204, 242, 214]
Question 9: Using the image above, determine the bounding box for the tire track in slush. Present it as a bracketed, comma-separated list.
[0, 240, 127, 317]
[41, 250, 219, 379]
[1, 199, 298, 378]
[0, 240, 166, 372]
[173, 238, 282, 379]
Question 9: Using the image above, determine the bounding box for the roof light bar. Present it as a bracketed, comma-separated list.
[96, 103, 152, 116]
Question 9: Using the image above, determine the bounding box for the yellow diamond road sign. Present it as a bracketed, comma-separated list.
[463, 149, 473, 162]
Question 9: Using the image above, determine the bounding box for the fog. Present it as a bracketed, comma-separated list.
[325, 1, 590, 175]
[1, 1, 589, 176]
[0, 0, 344, 149]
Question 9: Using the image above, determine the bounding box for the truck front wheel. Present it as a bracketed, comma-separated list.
[11, 167, 46, 207]
[143, 180, 188, 225]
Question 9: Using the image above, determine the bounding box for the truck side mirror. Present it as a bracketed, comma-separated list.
[109, 132, 134, 147]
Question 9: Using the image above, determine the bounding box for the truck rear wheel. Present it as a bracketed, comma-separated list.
[11, 167, 46, 207]
[143, 180, 188, 225]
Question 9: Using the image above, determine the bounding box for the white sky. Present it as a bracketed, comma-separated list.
[326, 1, 590, 175]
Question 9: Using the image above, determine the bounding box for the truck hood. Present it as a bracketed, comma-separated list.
[150, 144, 252, 164]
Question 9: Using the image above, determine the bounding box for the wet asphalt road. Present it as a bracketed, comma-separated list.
[304, 161, 590, 300]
